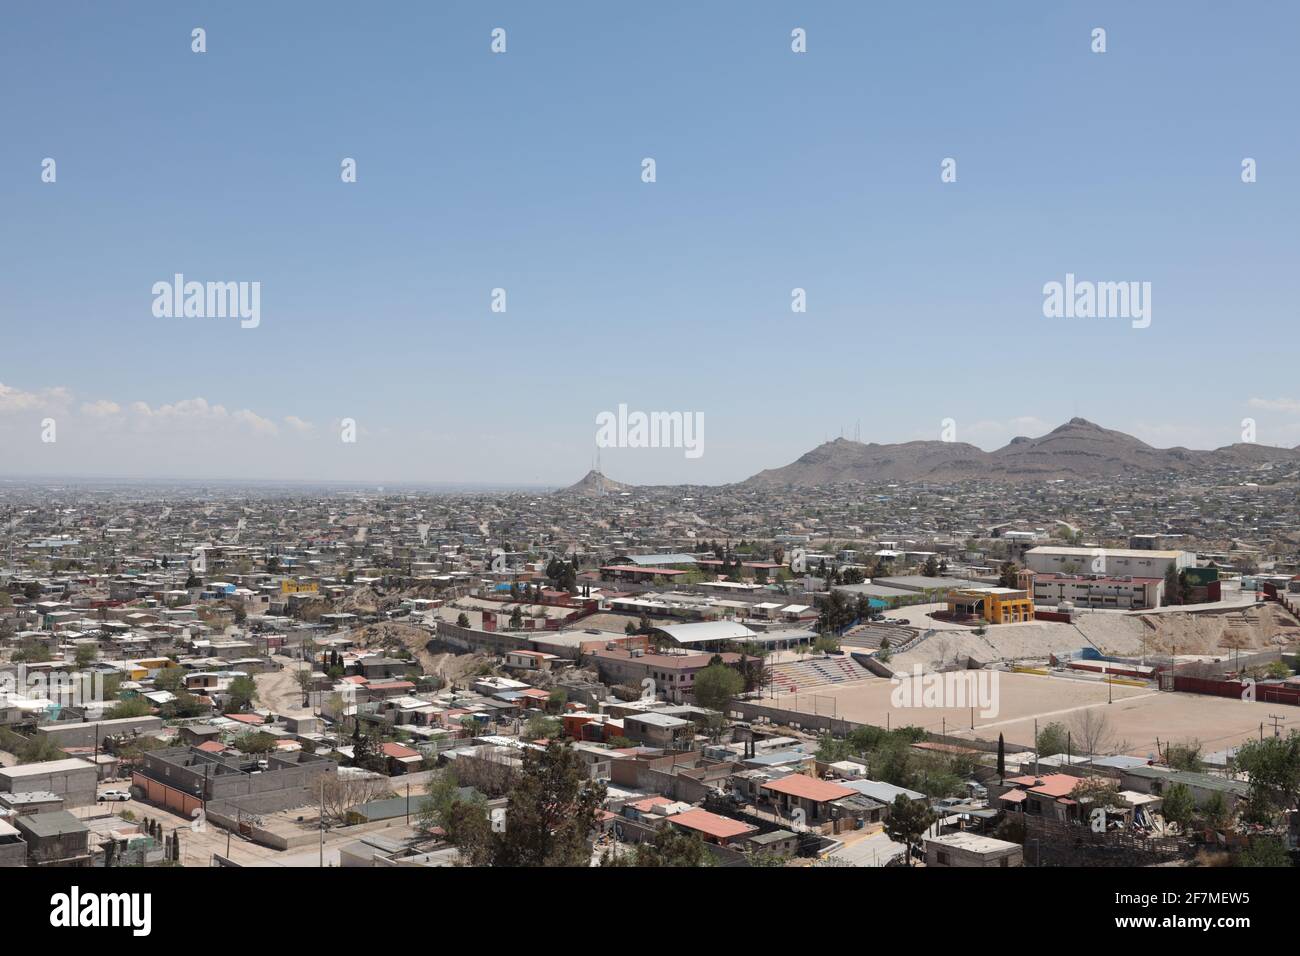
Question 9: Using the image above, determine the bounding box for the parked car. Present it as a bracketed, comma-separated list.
[97, 789, 132, 802]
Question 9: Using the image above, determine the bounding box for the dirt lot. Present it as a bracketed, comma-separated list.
[1134, 603, 1300, 656]
[74, 781, 426, 867]
[887, 602, 1300, 671]
[768, 670, 1287, 757]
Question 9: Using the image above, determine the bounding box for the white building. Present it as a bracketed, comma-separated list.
[1023, 547, 1193, 580]
[1031, 573, 1164, 610]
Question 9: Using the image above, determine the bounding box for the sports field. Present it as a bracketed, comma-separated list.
[767, 670, 1280, 756]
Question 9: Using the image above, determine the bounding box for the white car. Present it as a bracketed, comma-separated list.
[97, 789, 132, 802]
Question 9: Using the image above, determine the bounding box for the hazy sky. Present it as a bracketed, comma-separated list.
[2, 1, 1298, 485]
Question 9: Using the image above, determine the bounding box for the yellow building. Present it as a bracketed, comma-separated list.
[947, 588, 1035, 624]
[281, 580, 320, 595]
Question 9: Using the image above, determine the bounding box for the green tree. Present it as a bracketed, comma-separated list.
[1200, 791, 1233, 830]
[153, 668, 185, 693]
[812, 634, 841, 655]
[883, 795, 935, 866]
[816, 590, 855, 633]
[106, 698, 153, 720]
[1234, 731, 1300, 823]
[443, 797, 494, 865]
[602, 827, 714, 867]
[1037, 721, 1069, 758]
[1164, 741, 1204, 773]
[1163, 565, 1182, 606]
[1236, 835, 1291, 868]
[16, 734, 67, 764]
[161, 690, 207, 719]
[234, 732, 276, 754]
[417, 768, 464, 834]
[998, 561, 1020, 589]
[692, 663, 743, 712]
[523, 714, 563, 741]
[226, 675, 258, 712]
[492, 743, 606, 867]
[1160, 782, 1196, 829]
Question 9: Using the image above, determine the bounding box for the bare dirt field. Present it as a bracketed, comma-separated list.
[886, 602, 1300, 671]
[768, 670, 1286, 757]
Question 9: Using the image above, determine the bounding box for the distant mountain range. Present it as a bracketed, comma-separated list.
[557, 419, 1300, 492]
[743, 418, 1300, 486]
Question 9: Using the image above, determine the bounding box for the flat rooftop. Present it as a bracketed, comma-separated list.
[0, 758, 96, 777]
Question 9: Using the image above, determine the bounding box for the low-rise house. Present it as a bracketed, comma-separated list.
[760, 773, 857, 827]
[0, 819, 26, 867]
[925, 831, 1023, 867]
[504, 650, 558, 672]
[664, 807, 758, 847]
[380, 742, 424, 775]
[622, 712, 693, 750]
[0, 759, 98, 809]
[14, 810, 91, 865]
[1119, 766, 1250, 811]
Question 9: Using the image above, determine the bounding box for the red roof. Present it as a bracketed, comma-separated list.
[224, 713, 264, 725]
[628, 796, 675, 813]
[195, 740, 227, 754]
[762, 774, 855, 803]
[667, 808, 756, 841]
[1007, 773, 1079, 798]
[380, 742, 421, 759]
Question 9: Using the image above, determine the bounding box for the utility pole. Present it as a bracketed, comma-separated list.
[1034, 718, 1039, 775]
[1267, 714, 1286, 738]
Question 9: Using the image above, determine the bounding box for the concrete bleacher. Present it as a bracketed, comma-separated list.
[768, 655, 872, 694]
[841, 622, 918, 651]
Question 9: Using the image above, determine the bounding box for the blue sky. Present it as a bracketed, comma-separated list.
[2, 1, 1297, 485]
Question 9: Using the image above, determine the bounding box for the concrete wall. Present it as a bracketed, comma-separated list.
[140, 748, 337, 802]
[0, 839, 27, 867]
[724, 698, 1033, 754]
[38, 716, 164, 749]
[0, 762, 98, 808]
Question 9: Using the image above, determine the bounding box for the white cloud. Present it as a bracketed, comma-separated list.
[283, 415, 314, 433]
[80, 400, 122, 417]
[0, 382, 72, 414]
[1248, 397, 1300, 414]
[127, 397, 279, 436]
